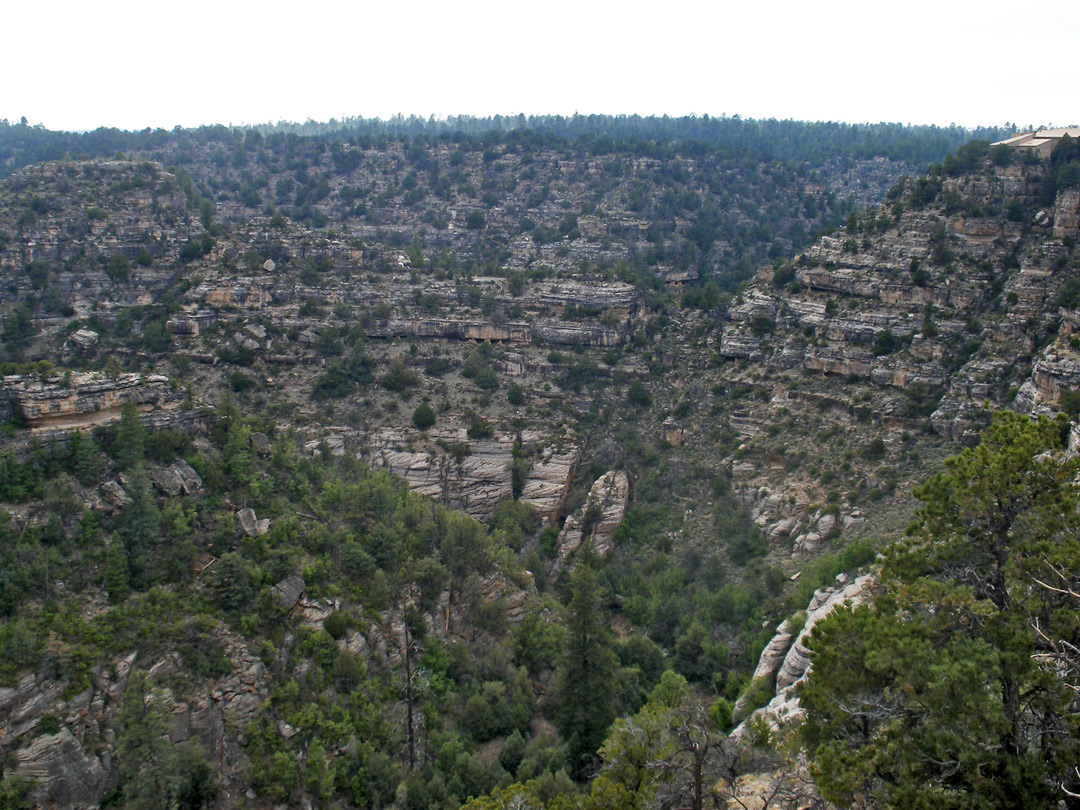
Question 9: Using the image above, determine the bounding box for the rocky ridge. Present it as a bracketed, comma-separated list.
[711, 158, 1080, 552]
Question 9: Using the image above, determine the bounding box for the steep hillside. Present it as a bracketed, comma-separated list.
[0, 128, 1077, 809]
[711, 143, 1079, 550]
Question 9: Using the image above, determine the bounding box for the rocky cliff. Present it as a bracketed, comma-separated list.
[733, 572, 878, 735]
[708, 158, 1080, 555]
[0, 131, 1076, 809]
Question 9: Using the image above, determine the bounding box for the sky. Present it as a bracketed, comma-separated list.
[4, 0, 1077, 132]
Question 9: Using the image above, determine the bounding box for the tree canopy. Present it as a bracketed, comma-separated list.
[801, 412, 1080, 809]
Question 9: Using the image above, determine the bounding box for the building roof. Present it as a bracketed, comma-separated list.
[992, 128, 1080, 153]
[1035, 128, 1080, 139]
[993, 132, 1037, 147]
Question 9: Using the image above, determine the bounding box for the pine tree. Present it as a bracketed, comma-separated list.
[116, 670, 180, 809]
[556, 562, 619, 778]
[113, 400, 146, 470]
[67, 429, 103, 486]
[104, 533, 129, 603]
[801, 412, 1080, 808]
[117, 465, 161, 589]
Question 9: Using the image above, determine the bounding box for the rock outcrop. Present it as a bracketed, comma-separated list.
[0, 371, 184, 432]
[237, 507, 270, 537]
[368, 428, 580, 521]
[14, 729, 106, 810]
[149, 459, 203, 497]
[551, 470, 630, 577]
[733, 572, 877, 735]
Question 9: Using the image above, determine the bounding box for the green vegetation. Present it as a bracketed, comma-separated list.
[0, 395, 859, 808]
[802, 412, 1080, 808]
[1, 115, 1077, 810]
[412, 402, 437, 430]
[0, 117, 1006, 182]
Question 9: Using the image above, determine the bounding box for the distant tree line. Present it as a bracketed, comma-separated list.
[0, 115, 1011, 180]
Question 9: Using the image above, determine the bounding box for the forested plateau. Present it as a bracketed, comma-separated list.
[0, 117, 1078, 809]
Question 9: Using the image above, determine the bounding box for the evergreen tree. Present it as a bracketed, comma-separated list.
[113, 400, 146, 470]
[556, 562, 619, 778]
[411, 403, 436, 430]
[801, 412, 1080, 809]
[104, 532, 129, 603]
[66, 429, 103, 486]
[0, 774, 35, 810]
[221, 418, 253, 485]
[588, 671, 734, 810]
[117, 465, 162, 589]
[116, 670, 181, 809]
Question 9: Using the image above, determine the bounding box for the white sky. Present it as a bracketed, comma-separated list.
[3, 0, 1077, 132]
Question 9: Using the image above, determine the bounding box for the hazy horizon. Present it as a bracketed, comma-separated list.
[5, 0, 1078, 133]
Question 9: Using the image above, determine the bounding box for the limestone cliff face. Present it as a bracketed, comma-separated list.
[715, 162, 1080, 548]
[1, 371, 183, 431]
[733, 572, 877, 735]
[719, 164, 1071, 433]
[1, 136, 1077, 809]
[0, 160, 204, 309]
[0, 626, 271, 809]
[551, 470, 630, 578]
[1054, 187, 1080, 238]
[367, 427, 580, 521]
[14, 729, 105, 809]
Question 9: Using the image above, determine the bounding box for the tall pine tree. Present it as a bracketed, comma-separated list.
[556, 562, 619, 778]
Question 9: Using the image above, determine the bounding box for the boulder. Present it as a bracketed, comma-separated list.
[69, 329, 99, 350]
[232, 332, 260, 352]
[249, 432, 272, 456]
[149, 466, 185, 497]
[100, 480, 131, 508]
[172, 459, 203, 494]
[237, 507, 270, 537]
[273, 575, 306, 608]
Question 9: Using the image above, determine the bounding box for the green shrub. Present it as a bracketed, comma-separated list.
[37, 714, 61, 735]
[772, 264, 796, 287]
[872, 329, 897, 356]
[1059, 389, 1080, 418]
[862, 437, 886, 461]
[229, 371, 255, 392]
[473, 367, 499, 391]
[323, 610, 348, 640]
[379, 361, 420, 392]
[627, 380, 651, 407]
[467, 415, 493, 439]
[412, 403, 436, 430]
[749, 312, 775, 336]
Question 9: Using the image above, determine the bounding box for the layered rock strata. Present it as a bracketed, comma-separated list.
[551, 470, 630, 578]
[367, 428, 581, 521]
[733, 573, 877, 735]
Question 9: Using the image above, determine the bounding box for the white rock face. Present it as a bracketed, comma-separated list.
[551, 470, 630, 578]
[748, 618, 796, 684]
[237, 507, 270, 537]
[733, 572, 876, 736]
[369, 428, 580, 521]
